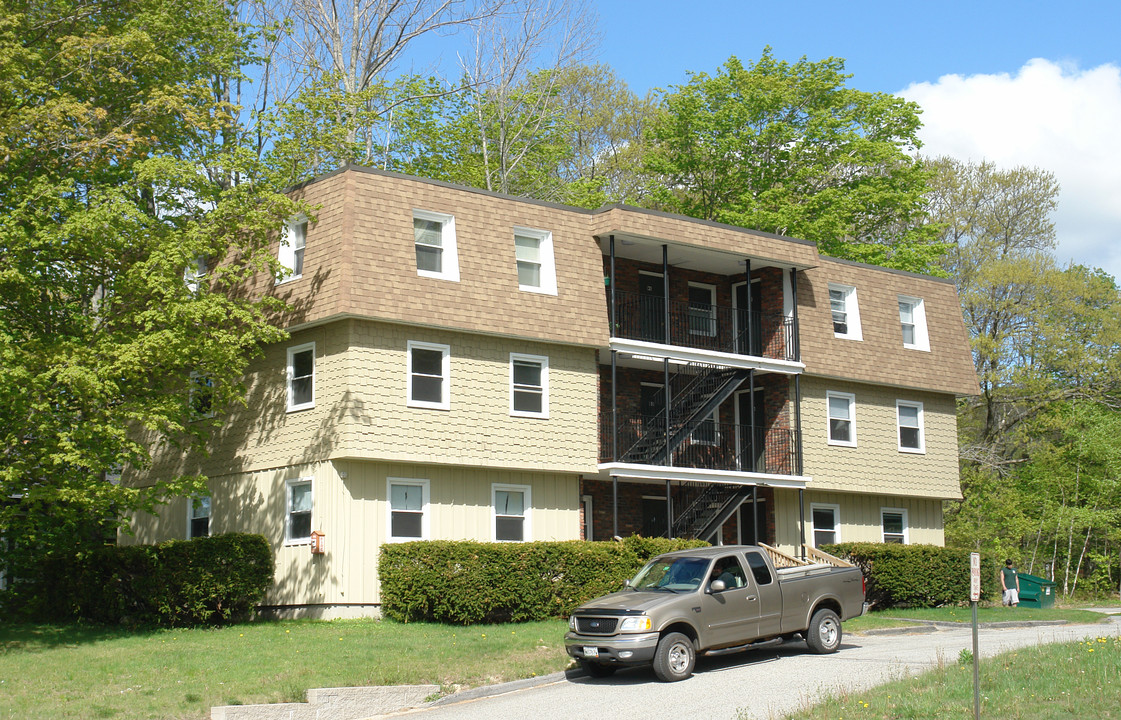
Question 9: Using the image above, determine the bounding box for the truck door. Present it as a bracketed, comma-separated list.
[744, 550, 782, 636]
[699, 554, 759, 647]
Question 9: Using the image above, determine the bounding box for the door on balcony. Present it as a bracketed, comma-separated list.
[733, 280, 764, 356]
[639, 272, 665, 343]
[735, 387, 766, 473]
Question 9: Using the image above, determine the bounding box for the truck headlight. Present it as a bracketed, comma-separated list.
[568, 615, 578, 631]
[618, 616, 651, 632]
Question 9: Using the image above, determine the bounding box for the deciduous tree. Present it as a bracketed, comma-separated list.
[645, 50, 944, 273]
[0, 0, 298, 577]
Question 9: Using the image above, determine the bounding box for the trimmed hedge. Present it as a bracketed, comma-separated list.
[823, 542, 1001, 609]
[379, 536, 708, 624]
[34, 533, 274, 626]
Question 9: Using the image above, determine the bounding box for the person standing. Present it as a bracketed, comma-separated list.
[1001, 559, 1020, 607]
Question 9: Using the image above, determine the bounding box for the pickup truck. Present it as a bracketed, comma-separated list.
[564, 544, 865, 682]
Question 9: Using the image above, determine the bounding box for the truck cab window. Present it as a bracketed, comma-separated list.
[709, 555, 747, 591]
[745, 551, 773, 585]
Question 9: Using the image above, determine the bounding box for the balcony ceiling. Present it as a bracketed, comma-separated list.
[598, 233, 802, 275]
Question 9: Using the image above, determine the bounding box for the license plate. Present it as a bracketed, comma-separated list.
[583, 646, 599, 658]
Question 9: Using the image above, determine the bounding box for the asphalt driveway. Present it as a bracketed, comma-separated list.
[382, 614, 1121, 720]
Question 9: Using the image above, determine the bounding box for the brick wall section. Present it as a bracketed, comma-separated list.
[580, 478, 776, 544]
[598, 366, 791, 467]
[799, 257, 978, 396]
[800, 376, 962, 500]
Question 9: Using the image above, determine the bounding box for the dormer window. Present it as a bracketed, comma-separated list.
[278, 216, 307, 282]
[413, 210, 459, 281]
[827, 283, 862, 340]
[513, 227, 556, 294]
[898, 295, 930, 351]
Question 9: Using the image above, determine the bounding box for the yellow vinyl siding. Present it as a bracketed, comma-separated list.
[771, 489, 945, 555]
[800, 377, 962, 500]
[126, 460, 579, 609]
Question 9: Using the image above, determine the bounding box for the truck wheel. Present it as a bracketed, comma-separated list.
[579, 660, 617, 678]
[652, 632, 695, 682]
[805, 608, 842, 654]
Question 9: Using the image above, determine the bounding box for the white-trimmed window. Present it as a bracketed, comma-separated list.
[827, 283, 862, 340]
[278, 215, 307, 282]
[688, 282, 717, 337]
[514, 227, 557, 294]
[897, 400, 925, 453]
[510, 353, 548, 417]
[810, 504, 840, 547]
[286, 478, 313, 544]
[826, 391, 856, 446]
[881, 508, 908, 544]
[407, 341, 450, 410]
[189, 371, 215, 420]
[413, 210, 459, 282]
[387, 479, 429, 541]
[185, 255, 208, 294]
[493, 484, 531, 542]
[287, 343, 315, 412]
[188, 496, 211, 539]
[581, 494, 593, 541]
[898, 295, 930, 351]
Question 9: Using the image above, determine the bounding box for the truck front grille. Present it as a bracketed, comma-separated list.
[575, 617, 618, 634]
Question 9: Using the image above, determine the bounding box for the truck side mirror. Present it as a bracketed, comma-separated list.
[623, 579, 632, 588]
[709, 579, 726, 593]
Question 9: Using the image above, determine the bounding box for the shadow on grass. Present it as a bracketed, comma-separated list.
[0, 622, 163, 653]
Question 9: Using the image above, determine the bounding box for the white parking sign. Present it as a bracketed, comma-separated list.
[970, 552, 981, 601]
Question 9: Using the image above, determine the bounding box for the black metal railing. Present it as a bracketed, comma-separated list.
[600, 411, 801, 476]
[611, 290, 797, 361]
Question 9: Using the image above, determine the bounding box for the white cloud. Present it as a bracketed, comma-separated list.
[901, 59, 1121, 283]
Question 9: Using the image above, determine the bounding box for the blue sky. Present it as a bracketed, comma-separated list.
[589, 0, 1121, 281]
[594, 1, 1120, 97]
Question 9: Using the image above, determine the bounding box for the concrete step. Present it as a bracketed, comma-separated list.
[211, 684, 440, 720]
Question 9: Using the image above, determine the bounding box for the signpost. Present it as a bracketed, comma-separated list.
[970, 552, 981, 719]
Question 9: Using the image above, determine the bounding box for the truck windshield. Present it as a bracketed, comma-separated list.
[630, 556, 710, 592]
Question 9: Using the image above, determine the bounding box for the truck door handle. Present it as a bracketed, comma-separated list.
[746, 595, 758, 601]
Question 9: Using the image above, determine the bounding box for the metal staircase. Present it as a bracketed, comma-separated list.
[620, 363, 750, 465]
[670, 482, 754, 541]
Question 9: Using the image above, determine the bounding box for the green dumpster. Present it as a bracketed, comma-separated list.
[1018, 573, 1056, 609]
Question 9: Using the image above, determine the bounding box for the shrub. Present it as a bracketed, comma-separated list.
[823, 542, 1001, 609]
[31, 533, 274, 626]
[379, 537, 708, 624]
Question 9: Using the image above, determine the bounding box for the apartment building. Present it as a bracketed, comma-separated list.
[125, 166, 978, 617]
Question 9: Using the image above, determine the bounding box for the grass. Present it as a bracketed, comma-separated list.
[0, 605, 1111, 720]
[0, 619, 571, 720]
[776, 634, 1121, 719]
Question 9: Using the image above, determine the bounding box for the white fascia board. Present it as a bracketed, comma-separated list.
[598, 462, 810, 489]
[610, 338, 805, 376]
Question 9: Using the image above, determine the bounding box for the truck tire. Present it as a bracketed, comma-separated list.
[652, 632, 695, 682]
[578, 660, 617, 678]
[805, 608, 842, 654]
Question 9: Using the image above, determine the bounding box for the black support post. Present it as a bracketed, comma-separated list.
[798, 488, 806, 559]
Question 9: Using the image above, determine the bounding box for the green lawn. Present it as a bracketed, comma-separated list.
[777, 634, 1121, 719]
[0, 619, 571, 720]
[0, 606, 1111, 720]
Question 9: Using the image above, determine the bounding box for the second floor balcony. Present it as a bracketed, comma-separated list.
[599, 410, 802, 477]
[611, 290, 796, 362]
